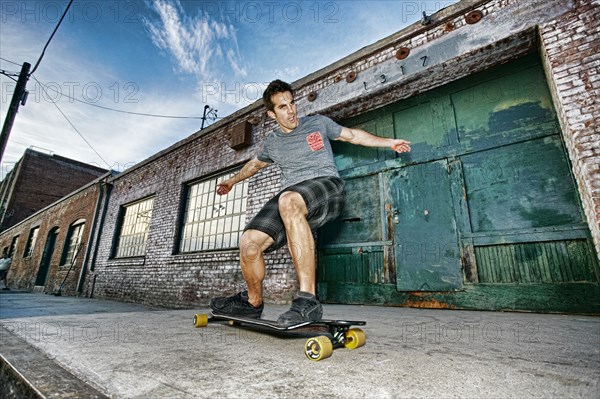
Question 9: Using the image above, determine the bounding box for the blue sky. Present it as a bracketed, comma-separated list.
[0, 0, 456, 178]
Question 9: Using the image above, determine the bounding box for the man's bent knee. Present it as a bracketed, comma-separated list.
[278, 191, 308, 218]
[240, 230, 273, 260]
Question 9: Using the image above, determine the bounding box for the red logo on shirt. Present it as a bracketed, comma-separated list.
[307, 131, 324, 151]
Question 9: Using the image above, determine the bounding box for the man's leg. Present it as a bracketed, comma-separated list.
[278, 191, 315, 294]
[239, 229, 274, 307]
[210, 229, 273, 317]
[276, 190, 324, 324]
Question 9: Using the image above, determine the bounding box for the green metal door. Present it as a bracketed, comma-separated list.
[386, 161, 462, 291]
[317, 53, 599, 311]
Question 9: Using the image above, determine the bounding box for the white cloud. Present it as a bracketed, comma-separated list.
[0, 16, 201, 179]
[144, 0, 247, 82]
[0, 0, 444, 180]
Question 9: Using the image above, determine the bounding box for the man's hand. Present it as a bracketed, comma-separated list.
[215, 157, 269, 196]
[216, 180, 234, 195]
[390, 139, 411, 153]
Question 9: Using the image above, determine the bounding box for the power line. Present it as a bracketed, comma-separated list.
[34, 78, 208, 120]
[0, 57, 21, 67]
[0, 0, 73, 163]
[0, 58, 22, 81]
[29, 0, 74, 76]
[3, 57, 221, 120]
[0, 70, 19, 82]
[32, 75, 112, 169]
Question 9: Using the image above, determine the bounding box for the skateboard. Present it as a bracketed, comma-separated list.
[193, 312, 366, 361]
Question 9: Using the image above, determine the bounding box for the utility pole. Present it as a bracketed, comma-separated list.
[0, 62, 31, 165]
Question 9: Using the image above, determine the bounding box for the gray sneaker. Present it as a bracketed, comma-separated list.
[210, 291, 263, 319]
[277, 291, 322, 325]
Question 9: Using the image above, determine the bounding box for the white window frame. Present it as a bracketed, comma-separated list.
[180, 170, 248, 252]
[24, 226, 40, 258]
[114, 197, 155, 258]
[62, 220, 85, 265]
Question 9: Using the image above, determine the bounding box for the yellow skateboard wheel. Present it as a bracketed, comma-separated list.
[344, 328, 366, 350]
[193, 314, 209, 328]
[305, 336, 333, 361]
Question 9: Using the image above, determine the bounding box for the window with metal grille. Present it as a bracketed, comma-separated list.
[62, 220, 85, 265]
[180, 170, 248, 252]
[23, 227, 39, 258]
[115, 197, 155, 258]
[8, 236, 19, 258]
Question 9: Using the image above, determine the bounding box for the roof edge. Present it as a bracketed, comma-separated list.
[110, 0, 489, 181]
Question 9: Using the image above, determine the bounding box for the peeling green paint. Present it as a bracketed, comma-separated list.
[317, 54, 599, 313]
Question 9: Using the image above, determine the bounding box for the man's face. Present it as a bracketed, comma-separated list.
[267, 91, 298, 133]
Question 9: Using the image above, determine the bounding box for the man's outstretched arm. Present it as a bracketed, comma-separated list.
[216, 158, 270, 195]
[337, 126, 411, 154]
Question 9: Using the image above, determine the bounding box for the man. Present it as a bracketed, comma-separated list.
[210, 79, 410, 324]
[0, 254, 12, 290]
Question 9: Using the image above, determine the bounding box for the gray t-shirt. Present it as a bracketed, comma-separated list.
[258, 114, 343, 189]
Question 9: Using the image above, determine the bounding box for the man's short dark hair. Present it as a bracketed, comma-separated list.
[263, 80, 294, 111]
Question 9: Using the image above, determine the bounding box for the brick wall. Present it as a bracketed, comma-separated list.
[0, 0, 595, 310]
[0, 149, 107, 231]
[0, 180, 102, 295]
[88, 0, 598, 308]
[89, 114, 300, 307]
[539, 0, 600, 256]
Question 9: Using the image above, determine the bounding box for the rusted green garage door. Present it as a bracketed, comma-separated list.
[385, 161, 462, 291]
[317, 54, 599, 311]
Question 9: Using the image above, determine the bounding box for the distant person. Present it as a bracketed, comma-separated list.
[0, 255, 12, 290]
[210, 79, 411, 324]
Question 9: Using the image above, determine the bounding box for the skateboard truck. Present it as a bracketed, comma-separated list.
[304, 322, 366, 361]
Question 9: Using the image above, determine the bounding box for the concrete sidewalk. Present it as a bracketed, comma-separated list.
[0, 291, 598, 399]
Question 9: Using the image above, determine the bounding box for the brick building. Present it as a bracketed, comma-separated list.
[0, 172, 113, 295]
[0, 149, 108, 231]
[1, 0, 598, 313]
[87, 0, 599, 313]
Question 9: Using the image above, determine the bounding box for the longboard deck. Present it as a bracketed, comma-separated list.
[193, 312, 367, 361]
[209, 313, 366, 331]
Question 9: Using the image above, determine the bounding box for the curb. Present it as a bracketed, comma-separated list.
[0, 326, 109, 399]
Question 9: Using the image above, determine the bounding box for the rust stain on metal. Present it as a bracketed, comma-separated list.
[465, 10, 483, 24]
[385, 203, 394, 240]
[407, 292, 456, 309]
[395, 47, 411, 60]
[247, 116, 261, 125]
[346, 71, 358, 83]
[384, 243, 395, 284]
[461, 245, 478, 283]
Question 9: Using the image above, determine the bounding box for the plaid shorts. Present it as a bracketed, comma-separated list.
[244, 176, 345, 253]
